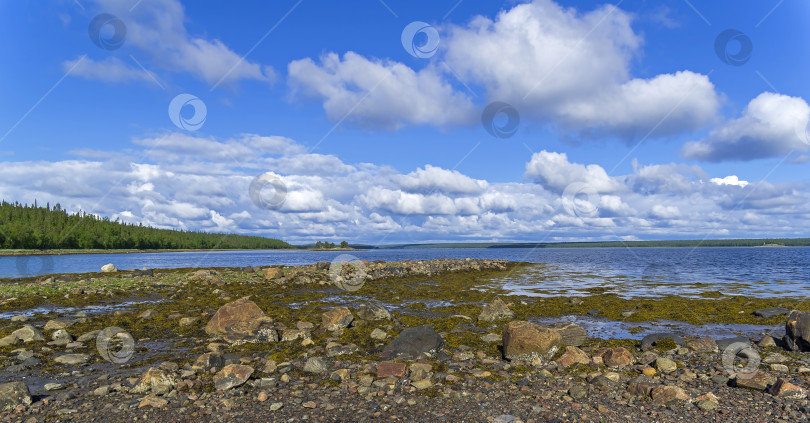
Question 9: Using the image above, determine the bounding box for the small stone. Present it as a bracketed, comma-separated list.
[685, 337, 717, 353]
[192, 353, 225, 373]
[44, 383, 64, 391]
[101, 263, 117, 273]
[137, 309, 157, 319]
[695, 392, 719, 410]
[411, 379, 433, 389]
[376, 362, 406, 379]
[214, 364, 254, 391]
[10, 315, 28, 322]
[481, 333, 500, 343]
[408, 363, 433, 381]
[556, 346, 590, 367]
[270, 402, 283, 411]
[76, 330, 100, 343]
[758, 336, 777, 348]
[642, 367, 657, 377]
[131, 367, 176, 395]
[370, 328, 387, 340]
[654, 357, 677, 373]
[356, 301, 392, 321]
[53, 353, 89, 365]
[770, 364, 789, 372]
[257, 391, 269, 402]
[262, 267, 282, 280]
[302, 401, 316, 409]
[303, 357, 328, 374]
[138, 396, 168, 409]
[763, 353, 788, 364]
[330, 369, 350, 382]
[44, 319, 73, 331]
[179, 317, 198, 327]
[12, 325, 45, 343]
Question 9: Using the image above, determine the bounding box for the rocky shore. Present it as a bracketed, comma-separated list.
[0, 258, 808, 422]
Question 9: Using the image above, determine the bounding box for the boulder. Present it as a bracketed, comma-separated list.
[12, 325, 45, 343]
[716, 336, 751, 351]
[53, 353, 89, 365]
[192, 353, 224, 373]
[321, 307, 353, 331]
[101, 263, 117, 272]
[502, 321, 562, 362]
[262, 267, 282, 280]
[204, 297, 271, 342]
[356, 301, 391, 321]
[651, 385, 689, 404]
[546, 322, 587, 346]
[131, 367, 176, 395]
[785, 310, 810, 351]
[380, 325, 444, 360]
[409, 363, 433, 381]
[627, 376, 658, 397]
[654, 357, 677, 373]
[556, 346, 590, 367]
[767, 378, 806, 399]
[214, 364, 254, 391]
[754, 307, 790, 319]
[685, 337, 718, 353]
[44, 318, 73, 331]
[478, 298, 514, 322]
[0, 381, 31, 411]
[602, 347, 635, 367]
[733, 371, 777, 391]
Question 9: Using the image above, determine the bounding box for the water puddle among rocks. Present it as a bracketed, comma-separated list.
[0, 297, 165, 320]
[529, 314, 784, 341]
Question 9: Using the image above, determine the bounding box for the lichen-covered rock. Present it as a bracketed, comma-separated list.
[131, 367, 176, 395]
[602, 347, 635, 367]
[502, 321, 562, 362]
[204, 297, 271, 342]
[478, 298, 514, 322]
[356, 301, 391, 321]
[556, 346, 590, 367]
[0, 382, 31, 411]
[651, 385, 689, 404]
[12, 325, 45, 343]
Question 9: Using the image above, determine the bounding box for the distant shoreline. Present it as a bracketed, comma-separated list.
[0, 248, 359, 257]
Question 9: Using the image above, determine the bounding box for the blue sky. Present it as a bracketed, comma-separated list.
[1, 0, 809, 244]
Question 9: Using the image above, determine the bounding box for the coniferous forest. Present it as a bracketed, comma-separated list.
[0, 201, 291, 250]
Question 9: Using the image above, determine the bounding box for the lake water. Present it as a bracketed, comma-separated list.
[2, 246, 809, 299]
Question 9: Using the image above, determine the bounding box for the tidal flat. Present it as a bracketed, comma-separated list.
[0, 259, 807, 422]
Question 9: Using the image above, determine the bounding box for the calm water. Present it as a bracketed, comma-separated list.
[1, 247, 809, 299]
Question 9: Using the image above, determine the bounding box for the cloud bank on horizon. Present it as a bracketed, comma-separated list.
[0, 0, 808, 244]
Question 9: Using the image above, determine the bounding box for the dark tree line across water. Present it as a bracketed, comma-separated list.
[0, 201, 291, 250]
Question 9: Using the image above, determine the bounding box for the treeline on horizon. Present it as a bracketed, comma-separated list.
[0, 201, 292, 250]
[364, 238, 810, 249]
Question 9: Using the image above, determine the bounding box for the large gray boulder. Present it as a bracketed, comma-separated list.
[0, 381, 31, 411]
[380, 325, 443, 360]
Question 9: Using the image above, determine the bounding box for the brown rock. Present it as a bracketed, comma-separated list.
[651, 385, 689, 404]
[0, 382, 31, 411]
[321, 307, 353, 331]
[131, 367, 176, 395]
[627, 378, 659, 397]
[192, 353, 225, 373]
[214, 364, 254, 391]
[138, 396, 168, 409]
[502, 320, 562, 362]
[602, 347, 635, 367]
[178, 317, 198, 327]
[478, 298, 514, 322]
[408, 363, 433, 381]
[767, 378, 806, 399]
[785, 310, 810, 351]
[204, 297, 270, 342]
[557, 346, 590, 367]
[376, 362, 406, 379]
[685, 337, 718, 353]
[263, 267, 282, 280]
[734, 371, 777, 391]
